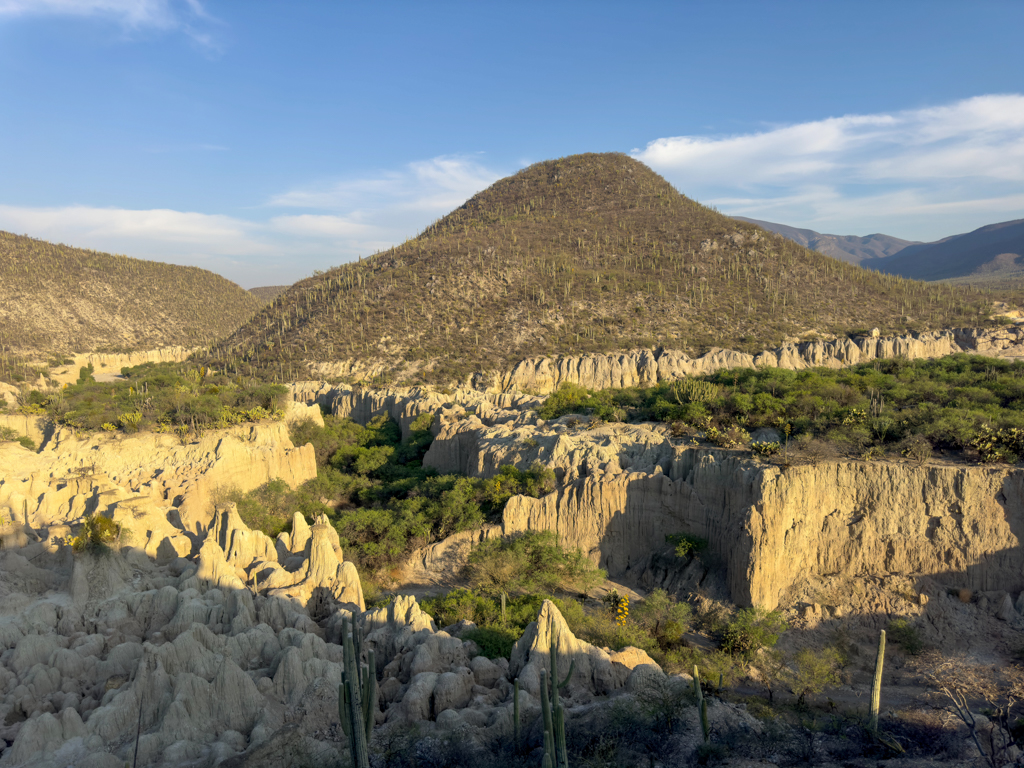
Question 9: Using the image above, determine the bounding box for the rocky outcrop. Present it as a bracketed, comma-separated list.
[289, 383, 542, 440]
[500, 326, 1024, 395]
[414, 412, 1024, 611]
[0, 420, 316, 537]
[424, 418, 674, 482]
[0, 414, 53, 449]
[44, 347, 198, 386]
[501, 450, 1024, 610]
[509, 600, 631, 699]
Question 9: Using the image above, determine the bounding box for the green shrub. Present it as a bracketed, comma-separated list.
[788, 647, 843, 705]
[887, 617, 924, 655]
[666, 533, 707, 559]
[464, 530, 606, 597]
[70, 514, 123, 553]
[721, 607, 788, 659]
[462, 627, 518, 659]
[631, 588, 692, 644]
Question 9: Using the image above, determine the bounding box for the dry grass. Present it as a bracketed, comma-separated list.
[209, 152, 1018, 384]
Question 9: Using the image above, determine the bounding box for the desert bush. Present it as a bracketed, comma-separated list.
[899, 433, 934, 463]
[630, 589, 693, 644]
[721, 607, 788, 660]
[887, 617, 925, 655]
[788, 647, 844, 706]
[464, 530, 606, 598]
[666, 532, 707, 559]
[70, 514, 123, 554]
[462, 627, 518, 659]
[536, 354, 1024, 463]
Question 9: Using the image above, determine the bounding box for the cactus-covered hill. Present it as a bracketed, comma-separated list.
[0, 231, 262, 354]
[212, 152, 1010, 385]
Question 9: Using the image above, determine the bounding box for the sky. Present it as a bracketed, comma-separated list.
[1, 1, 1023, 288]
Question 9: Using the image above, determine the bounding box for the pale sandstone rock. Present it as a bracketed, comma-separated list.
[433, 667, 475, 714]
[499, 327, 1024, 395]
[509, 600, 626, 699]
[491, 448, 1024, 609]
[0, 421, 315, 540]
[997, 593, 1018, 622]
[609, 647, 660, 672]
[470, 655, 503, 688]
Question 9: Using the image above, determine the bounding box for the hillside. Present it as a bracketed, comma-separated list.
[733, 216, 916, 265]
[249, 285, 290, 303]
[211, 153, 1006, 385]
[0, 231, 261, 354]
[876, 218, 1024, 282]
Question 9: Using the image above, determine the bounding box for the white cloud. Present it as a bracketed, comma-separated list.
[0, 0, 221, 50]
[269, 155, 501, 214]
[0, 155, 504, 287]
[633, 94, 1024, 239]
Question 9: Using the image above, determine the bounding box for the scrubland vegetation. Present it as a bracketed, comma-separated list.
[0, 231, 260, 361]
[207, 153, 1014, 384]
[4, 362, 288, 438]
[227, 412, 556, 571]
[541, 353, 1024, 464]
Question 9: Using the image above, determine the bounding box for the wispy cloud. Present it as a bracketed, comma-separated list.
[269, 155, 501, 214]
[632, 94, 1024, 238]
[0, 155, 503, 287]
[0, 0, 222, 50]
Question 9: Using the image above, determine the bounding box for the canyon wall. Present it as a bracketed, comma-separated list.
[499, 326, 1024, 395]
[414, 413, 1024, 610]
[301, 325, 1024, 396]
[0, 419, 317, 543]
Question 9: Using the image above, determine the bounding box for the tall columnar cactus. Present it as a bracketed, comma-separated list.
[673, 378, 722, 405]
[693, 665, 709, 743]
[338, 616, 375, 768]
[869, 629, 886, 733]
[540, 639, 573, 768]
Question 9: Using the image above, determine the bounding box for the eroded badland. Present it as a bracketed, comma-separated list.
[2, 154, 1024, 767]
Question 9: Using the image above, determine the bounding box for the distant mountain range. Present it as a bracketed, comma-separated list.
[733, 217, 917, 265]
[875, 219, 1024, 282]
[735, 216, 1024, 283]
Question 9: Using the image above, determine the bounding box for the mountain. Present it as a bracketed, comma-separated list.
[249, 285, 290, 303]
[0, 231, 262, 353]
[875, 219, 1024, 282]
[732, 217, 917, 265]
[211, 153, 999, 385]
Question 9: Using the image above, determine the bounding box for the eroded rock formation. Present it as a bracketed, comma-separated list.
[411, 413, 1024, 610]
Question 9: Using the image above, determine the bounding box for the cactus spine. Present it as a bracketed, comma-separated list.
[338, 616, 375, 768]
[540, 639, 572, 768]
[869, 629, 886, 733]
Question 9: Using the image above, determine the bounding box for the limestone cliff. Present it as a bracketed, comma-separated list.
[299, 325, 1024, 397]
[413, 413, 1024, 611]
[0, 420, 317, 545]
[499, 326, 1024, 395]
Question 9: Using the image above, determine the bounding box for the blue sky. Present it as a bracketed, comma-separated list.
[1, 1, 1023, 287]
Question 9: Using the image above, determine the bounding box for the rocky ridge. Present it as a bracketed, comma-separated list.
[305, 325, 1024, 395]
